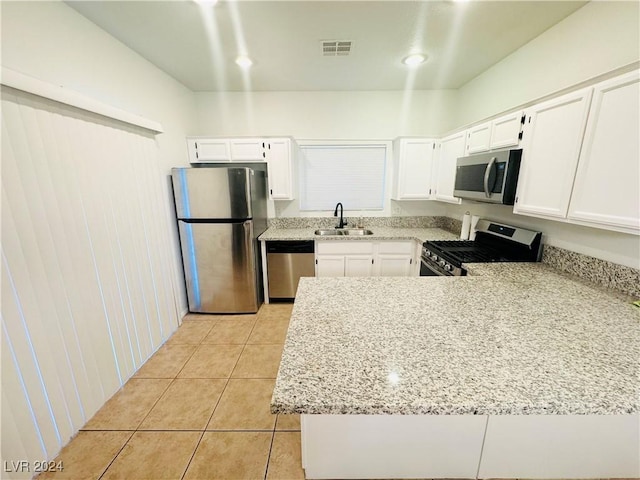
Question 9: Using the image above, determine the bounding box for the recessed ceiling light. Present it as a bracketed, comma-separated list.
[235, 56, 253, 69]
[402, 53, 427, 66]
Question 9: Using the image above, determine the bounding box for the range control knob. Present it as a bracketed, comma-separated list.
[439, 260, 446, 267]
[444, 264, 453, 272]
[430, 254, 438, 261]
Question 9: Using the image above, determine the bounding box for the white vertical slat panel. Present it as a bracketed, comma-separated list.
[47, 103, 113, 417]
[60, 109, 125, 393]
[99, 124, 139, 379]
[2, 108, 72, 451]
[9, 94, 95, 438]
[1, 86, 180, 466]
[127, 131, 164, 351]
[1, 316, 47, 478]
[146, 136, 182, 336]
[76, 113, 134, 382]
[26, 96, 99, 423]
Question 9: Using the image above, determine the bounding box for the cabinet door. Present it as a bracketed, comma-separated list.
[490, 111, 523, 149]
[568, 71, 640, 233]
[267, 138, 294, 200]
[467, 123, 492, 154]
[344, 255, 374, 277]
[434, 131, 466, 203]
[229, 138, 265, 161]
[315, 255, 345, 277]
[513, 88, 592, 219]
[188, 138, 231, 162]
[376, 255, 412, 277]
[393, 139, 436, 200]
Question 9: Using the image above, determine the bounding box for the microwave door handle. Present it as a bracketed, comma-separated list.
[483, 157, 497, 198]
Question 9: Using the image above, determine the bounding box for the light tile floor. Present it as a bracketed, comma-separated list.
[38, 303, 304, 480]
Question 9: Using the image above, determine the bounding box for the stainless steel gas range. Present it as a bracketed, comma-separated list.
[421, 219, 543, 276]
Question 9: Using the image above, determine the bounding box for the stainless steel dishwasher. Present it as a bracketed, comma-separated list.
[266, 240, 315, 301]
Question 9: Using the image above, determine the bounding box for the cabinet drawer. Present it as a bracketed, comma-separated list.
[316, 241, 375, 255]
[376, 241, 414, 255]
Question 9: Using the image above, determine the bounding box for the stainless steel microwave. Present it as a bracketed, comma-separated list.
[454, 149, 522, 205]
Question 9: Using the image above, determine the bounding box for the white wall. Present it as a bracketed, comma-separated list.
[455, 1, 640, 127]
[194, 89, 458, 138]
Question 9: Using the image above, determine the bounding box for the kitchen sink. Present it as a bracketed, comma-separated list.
[314, 229, 373, 236]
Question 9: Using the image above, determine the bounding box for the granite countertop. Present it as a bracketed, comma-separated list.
[259, 226, 458, 243]
[272, 263, 640, 416]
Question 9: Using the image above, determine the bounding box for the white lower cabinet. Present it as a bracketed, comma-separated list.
[315, 240, 415, 277]
[374, 241, 415, 276]
[301, 414, 639, 479]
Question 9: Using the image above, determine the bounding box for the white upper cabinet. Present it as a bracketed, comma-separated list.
[567, 70, 640, 233]
[229, 138, 265, 161]
[434, 131, 466, 204]
[187, 137, 266, 163]
[466, 123, 492, 154]
[186, 136, 297, 201]
[490, 111, 524, 149]
[266, 137, 296, 200]
[513, 88, 593, 219]
[392, 138, 436, 200]
[187, 138, 231, 162]
[466, 111, 524, 154]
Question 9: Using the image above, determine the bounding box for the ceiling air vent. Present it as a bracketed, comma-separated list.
[322, 40, 352, 56]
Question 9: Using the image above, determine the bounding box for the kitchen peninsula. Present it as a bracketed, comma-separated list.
[271, 264, 640, 479]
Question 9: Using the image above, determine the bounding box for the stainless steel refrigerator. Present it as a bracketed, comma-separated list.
[171, 167, 267, 313]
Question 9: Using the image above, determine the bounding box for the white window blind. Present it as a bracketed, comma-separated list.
[1, 86, 179, 465]
[299, 144, 386, 211]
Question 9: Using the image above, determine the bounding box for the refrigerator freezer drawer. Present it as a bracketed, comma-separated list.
[172, 167, 252, 219]
[178, 220, 259, 313]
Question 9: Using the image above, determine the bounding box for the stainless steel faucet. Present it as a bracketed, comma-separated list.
[334, 202, 347, 229]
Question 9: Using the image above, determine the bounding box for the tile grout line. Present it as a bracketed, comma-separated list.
[98, 317, 216, 479]
[92, 306, 288, 480]
[96, 430, 135, 480]
[264, 430, 277, 480]
[179, 316, 233, 480]
[180, 310, 261, 479]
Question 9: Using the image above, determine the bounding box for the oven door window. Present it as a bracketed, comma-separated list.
[420, 258, 447, 276]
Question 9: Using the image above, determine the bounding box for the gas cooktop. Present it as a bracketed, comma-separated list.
[422, 220, 543, 276]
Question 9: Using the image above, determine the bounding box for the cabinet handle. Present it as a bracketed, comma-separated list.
[263, 152, 266, 158]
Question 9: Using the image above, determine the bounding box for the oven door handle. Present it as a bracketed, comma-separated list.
[483, 157, 497, 198]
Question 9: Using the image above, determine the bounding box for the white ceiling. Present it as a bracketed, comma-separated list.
[67, 0, 587, 92]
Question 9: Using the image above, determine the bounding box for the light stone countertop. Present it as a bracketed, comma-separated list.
[258, 226, 458, 243]
[271, 263, 640, 416]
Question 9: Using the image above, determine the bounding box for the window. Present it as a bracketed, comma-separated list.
[299, 143, 387, 211]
